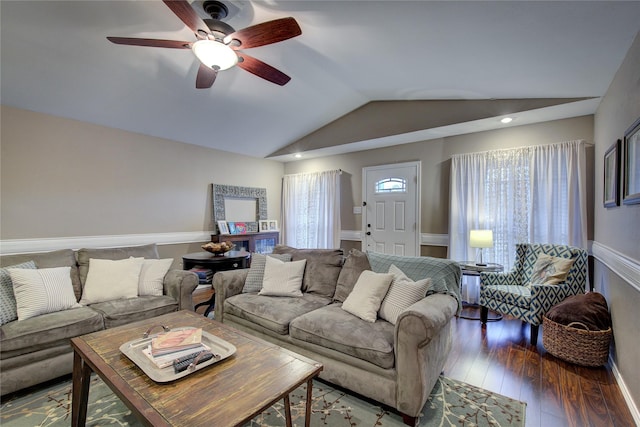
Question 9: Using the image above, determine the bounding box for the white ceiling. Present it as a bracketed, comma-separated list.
[2, 1, 640, 161]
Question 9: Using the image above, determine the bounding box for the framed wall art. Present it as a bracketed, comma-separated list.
[623, 117, 640, 205]
[603, 139, 621, 208]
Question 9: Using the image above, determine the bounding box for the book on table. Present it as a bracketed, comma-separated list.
[143, 343, 211, 369]
[151, 327, 203, 356]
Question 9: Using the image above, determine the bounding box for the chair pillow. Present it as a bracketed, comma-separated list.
[379, 264, 431, 325]
[0, 261, 36, 325]
[243, 253, 292, 293]
[8, 266, 81, 320]
[334, 248, 371, 302]
[80, 257, 144, 304]
[258, 257, 306, 297]
[341, 270, 393, 322]
[138, 258, 174, 296]
[530, 253, 575, 285]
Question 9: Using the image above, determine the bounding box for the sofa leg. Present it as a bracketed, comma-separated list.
[401, 414, 418, 426]
[480, 306, 489, 324]
[530, 324, 539, 346]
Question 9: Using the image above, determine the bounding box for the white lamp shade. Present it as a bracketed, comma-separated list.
[192, 40, 238, 71]
[469, 230, 494, 248]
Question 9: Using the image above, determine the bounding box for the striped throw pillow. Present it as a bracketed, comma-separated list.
[8, 266, 81, 321]
[0, 261, 36, 325]
[379, 264, 431, 325]
[258, 257, 306, 297]
[138, 258, 173, 296]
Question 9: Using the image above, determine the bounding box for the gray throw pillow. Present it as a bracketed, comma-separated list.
[334, 248, 371, 302]
[242, 253, 292, 293]
[0, 260, 36, 325]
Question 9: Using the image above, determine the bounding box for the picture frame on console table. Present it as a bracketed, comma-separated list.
[259, 220, 269, 232]
[623, 117, 640, 205]
[217, 220, 230, 235]
[603, 139, 620, 208]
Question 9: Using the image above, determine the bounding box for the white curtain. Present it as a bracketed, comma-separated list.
[281, 170, 341, 249]
[449, 140, 587, 271]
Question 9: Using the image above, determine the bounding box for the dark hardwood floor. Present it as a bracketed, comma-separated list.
[193, 289, 635, 427]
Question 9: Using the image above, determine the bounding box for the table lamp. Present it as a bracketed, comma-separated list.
[469, 229, 493, 266]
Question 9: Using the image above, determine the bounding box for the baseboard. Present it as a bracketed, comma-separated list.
[610, 356, 640, 426]
[0, 232, 213, 255]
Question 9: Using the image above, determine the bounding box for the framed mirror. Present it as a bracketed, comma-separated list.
[212, 184, 267, 233]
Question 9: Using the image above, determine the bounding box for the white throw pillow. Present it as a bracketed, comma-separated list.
[379, 264, 432, 325]
[8, 266, 81, 320]
[80, 258, 144, 305]
[341, 270, 393, 322]
[258, 256, 306, 297]
[0, 261, 36, 325]
[138, 258, 174, 296]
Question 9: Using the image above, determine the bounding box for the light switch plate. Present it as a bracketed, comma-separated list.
[353, 206, 362, 214]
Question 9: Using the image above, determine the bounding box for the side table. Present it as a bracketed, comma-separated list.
[457, 261, 504, 321]
[183, 250, 251, 317]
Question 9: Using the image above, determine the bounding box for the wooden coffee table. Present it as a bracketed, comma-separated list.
[70, 310, 322, 427]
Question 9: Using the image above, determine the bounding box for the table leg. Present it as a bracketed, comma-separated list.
[305, 378, 313, 427]
[71, 351, 92, 427]
[284, 394, 292, 427]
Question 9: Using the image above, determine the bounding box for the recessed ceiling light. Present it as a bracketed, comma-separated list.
[501, 117, 513, 124]
[294, 153, 302, 158]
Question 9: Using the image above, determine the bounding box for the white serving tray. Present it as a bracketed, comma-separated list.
[119, 327, 236, 383]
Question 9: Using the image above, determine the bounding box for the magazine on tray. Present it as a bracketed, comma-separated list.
[143, 343, 212, 369]
[151, 327, 203, 356]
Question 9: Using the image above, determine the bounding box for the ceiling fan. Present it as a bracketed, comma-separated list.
[107, 0, 301, 88]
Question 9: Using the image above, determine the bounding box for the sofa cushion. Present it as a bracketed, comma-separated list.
[272, 246, 344, 298]
[342, 270, 393, 322]
[290, 303, 395, 369]
[258, 257, 306, 297]
[1, 261, 36, 325]
[0, 307, 103, 358]
[87, 295, 178, 329]
[224, 293, 332, 335]
[243, 253, 292, 293]
[139, 258, 174, 296]
[379, 264, 431, 325]
[1, 249, 82, 301]
[334, 249, 371, 302]
[9, 266, 82, 320]
[80, 258, 144, 305]
[77, 243, 160, 287]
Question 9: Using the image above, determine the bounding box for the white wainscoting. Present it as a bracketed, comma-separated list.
[341, 230, 449, 247]
[592, 241, 640, 425]
[0, 232, 213, 255]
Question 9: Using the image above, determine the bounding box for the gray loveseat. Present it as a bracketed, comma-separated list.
[0, 243, 198, 396]
[214, 246, 461, 426]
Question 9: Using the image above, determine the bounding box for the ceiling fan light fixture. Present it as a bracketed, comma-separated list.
[192, 39, 238, 70]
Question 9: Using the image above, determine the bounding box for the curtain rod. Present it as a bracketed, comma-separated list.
[283, 169, 342, 178]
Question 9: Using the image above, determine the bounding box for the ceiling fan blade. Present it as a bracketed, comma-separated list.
[162, 0, 210, 39]
[196, 64, 217, 89]
[236, 53, 291, 86]
[225, 17, 301, 49]
[107, 37, 192, 49]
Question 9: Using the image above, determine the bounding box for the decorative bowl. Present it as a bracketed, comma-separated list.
[202, 241, 235, 256]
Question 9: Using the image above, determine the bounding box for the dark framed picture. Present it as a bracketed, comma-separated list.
[603, 139, 621, 208]
[623, 117, 640, 205]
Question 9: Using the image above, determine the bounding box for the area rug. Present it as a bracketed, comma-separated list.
[0, 375, 525, 427]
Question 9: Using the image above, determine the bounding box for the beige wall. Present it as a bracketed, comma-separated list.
[1, 106, 284, 241]
[593, 31, 640, 413]
[284, 115, 594, 245]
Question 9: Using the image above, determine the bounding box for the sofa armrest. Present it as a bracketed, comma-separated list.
[163, 270, 199, 311]
[213, 269, 249, 322]
[394, 293, 458, 417]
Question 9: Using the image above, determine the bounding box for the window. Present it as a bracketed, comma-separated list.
[375, 178, 406, 193]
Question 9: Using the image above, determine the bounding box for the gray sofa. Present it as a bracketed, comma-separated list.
[214, 246, 461, 426]
[0, 243, 198, 396]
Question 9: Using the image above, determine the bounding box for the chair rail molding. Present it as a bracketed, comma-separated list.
[592, 241, 640, 293]
[340, 230, 449, 247]
[0, 232, 213, 255]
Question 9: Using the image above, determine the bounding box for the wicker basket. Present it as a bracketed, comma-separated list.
[542, 316, 612, 367]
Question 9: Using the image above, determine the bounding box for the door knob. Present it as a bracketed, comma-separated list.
[366, 232, 371, 236]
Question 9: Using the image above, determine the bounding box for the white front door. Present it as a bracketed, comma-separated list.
[362, 162, 421, 256]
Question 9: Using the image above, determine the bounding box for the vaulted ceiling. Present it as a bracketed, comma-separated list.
[2, 1, 640, 161]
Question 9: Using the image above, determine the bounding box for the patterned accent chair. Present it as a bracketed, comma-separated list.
[479, 243, 588, 345]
